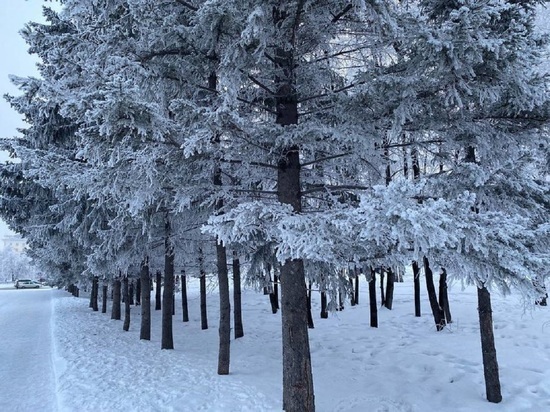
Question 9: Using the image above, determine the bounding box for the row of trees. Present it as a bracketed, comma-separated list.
[1, 0, 549, 410]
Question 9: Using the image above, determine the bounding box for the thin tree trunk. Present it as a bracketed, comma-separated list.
[307, 280, 314, 329]
[424, 257, 445, 331]
[129, 281, 134, 306]
[92, 276, 99, 311]
[350, 277, 356, 306]
[162, 219, 175, 350]
[181, 271, 189, 322]
[232, 254, 244, 338]
[269, 272, 279, 314]
[101, 284, 107, 314]
[199, 248, 208, 330]
[412, 261, 421, 317]
[384, 268, 395, 310]
[477, 285, 502, 403]
[320, 291, 328, 319]
[123, 276, 130, 331]
[369, 268, 378, 328]
[354, 269, 359, 305]
[379, 269, 385, 307]
[135, 278, 141, 305]
[140, 258, 151, 340]
[216, 241, 230, 374]
[111, 279, 121, 320]
[439, 269, 452, 323]
[155, 271, 162, 311]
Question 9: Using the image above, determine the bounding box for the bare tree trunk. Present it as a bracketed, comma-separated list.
[181, 271, 189, 322]
[438, 269, 452, 323]
[216, 241, 230, 374]
[155, 271, 162, 311]
[269, 272, 279, 314]
[320, 291, 328, 319]
[379, 269, 385, 307]
[369, 268, 378, 328]
[162, 218, 175, 350]
[412, 261, 421, 317]
[101, 283, 107, 314]
[477, 285, 502, 403]
[111, 279, 121, 320]
[92, 276, 99, 311]
[232, 254, 244, 338]
[307, 280, 314, 329]
[123, 276, 130, 331]
[129, 281, 134, 306]
[135, 278, 141, 305]
[140, 258, 151, 340]
[384, 268, 395, 310]
[199, 248, 208, 330]
[354, 269, 359, 305]
[424, 257, 445, 331]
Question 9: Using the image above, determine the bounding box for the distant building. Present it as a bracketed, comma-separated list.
[2, 234, 26, 253]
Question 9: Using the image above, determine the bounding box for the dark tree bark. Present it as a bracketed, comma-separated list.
[140, 258, 151, 340]
[349, 277, 356, 306]
[232, 254, 244, 338]
[199, 248, 208, 330]
[337, 289, 344, 311]
[438, 269, 452, 323]
[89, 280, 94, 308]
[155, 271, 162, 311]
[216, 241, 231, 374]
[412, 261, 421, 317]
[129, 281, 134, 306]
[379, 269, 385, 307]
[92, 276, 99, 312]
[181, 271, 189, 322]
[307, 280, 314, 329]
[424, 257, 445, 331]
[320, 291, 328, 319]
[354, 269, 359, 305]
[162, 220, 175, 350]
[369, 268, 378, 328]
[111, 279, 121, 320]
[477, 285, 502, 403]
[384, 268, 395, 310]
[135, 278, 141, 305]
[122, 276, 130, 331]
[269, 273, 279, 314]
[101, 283, 107, 314]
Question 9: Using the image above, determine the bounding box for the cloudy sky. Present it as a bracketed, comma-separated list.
[0, 1, 59, 237]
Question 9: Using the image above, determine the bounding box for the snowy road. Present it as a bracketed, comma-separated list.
[0, 287, 59, 412]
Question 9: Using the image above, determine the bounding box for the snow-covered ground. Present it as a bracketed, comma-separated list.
[1, 277, 549, 411]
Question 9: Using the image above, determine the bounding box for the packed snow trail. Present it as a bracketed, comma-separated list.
[0, 287, 59, 412]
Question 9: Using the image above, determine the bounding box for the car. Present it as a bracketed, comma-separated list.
[15, 279, 41, 289]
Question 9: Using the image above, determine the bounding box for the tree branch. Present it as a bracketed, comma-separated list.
[331, 4, 353, 23]
[301, 152, 352, 167]
[301, 184, 370, 196]
[174, 0, 198, 12]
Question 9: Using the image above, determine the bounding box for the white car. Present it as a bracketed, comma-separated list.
[15, 279, 41, 289]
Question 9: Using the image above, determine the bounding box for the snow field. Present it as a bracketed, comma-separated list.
[52, 277, 550, 411]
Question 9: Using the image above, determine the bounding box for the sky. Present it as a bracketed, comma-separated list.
[0, 1, 61, 238]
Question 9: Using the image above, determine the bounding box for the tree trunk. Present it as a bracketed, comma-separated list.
[307, 280, 314, 329]
[199, 248, 208, 330]
[123, 276, 130, 331]
[269, 273, 279, 314]
[438, 269, 452, 323]
[384, 268, 395, 310]
[216, 241, 231, 374]
[424, 257, 445, 331]
[162, 220, 175, 350]
[135, 278, 141, 305]
[111, 279, 121, 320]
[354, 269, 359, 305]
[181, 272, 189, 322]
[477, 285, 502, 403]
[155, 271, 162, 311]
[369, 268, 378, 328]
[320, 291, 328, 319]
[232, 255, 244, 338]
[129, 281, 134, 306]
[140, 258, 151, 340]
[379, 269, 385, 307]
[92, 276, 99, 311]
[349, 277, 356, 306]
[101, 284, 107, 314]
[412, 261, 421, 317]
[89, 280, 94, 308]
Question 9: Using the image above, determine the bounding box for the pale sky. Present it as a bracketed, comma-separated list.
[0, 1, 60, 237]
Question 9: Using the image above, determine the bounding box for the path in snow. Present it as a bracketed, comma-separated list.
[0, 287, 59, 412]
